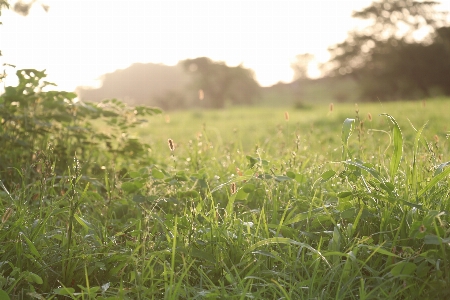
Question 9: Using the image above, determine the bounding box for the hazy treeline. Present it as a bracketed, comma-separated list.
[77, 0, 450, 109]
[77, 58, 261, 110]
[326, 0, 450, 101]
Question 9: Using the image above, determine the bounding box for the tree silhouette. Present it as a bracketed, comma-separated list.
[327, 0, 450, 100]
[291, 53, 314, 80]
[12, 0, 49, 16]
[182, 57, 260, 108]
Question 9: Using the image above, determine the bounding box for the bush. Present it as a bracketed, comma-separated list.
[0, 69, 161, 189]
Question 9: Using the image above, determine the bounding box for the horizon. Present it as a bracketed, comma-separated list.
[1, 0, 450, 92]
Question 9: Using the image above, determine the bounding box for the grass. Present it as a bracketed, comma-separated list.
[1, 97, 450, 299]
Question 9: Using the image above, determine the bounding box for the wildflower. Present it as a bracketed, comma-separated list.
[168, 138, 175, 152]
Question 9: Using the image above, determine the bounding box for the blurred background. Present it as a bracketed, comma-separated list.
[2, 0, 450, 109]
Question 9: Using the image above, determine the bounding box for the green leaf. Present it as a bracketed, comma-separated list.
[121, 182, 140, 193]
[235, 189, 249, 200]
[27, 272, 43, 284]
[284, 207, 325, 225]
[434, 161, 450, 176]
[418, 165, 450, 197]
[359, 244, 400, 258]
[286, 171, 296, 179]
[381, 114, 403, 180]
[242, 183, 255, 193]
[320, 170, 336, 182]
[423, 235, 450, 245]
[337, 191, 353, 198]
[274, 175, 292, 182]
[74, 214, 92, 232]
[189, 248, 217, 264]
[343, 160, 384, 182]
[340, 207, 358, 219]
[152, 168, 165, 179]
[0, 290, 11, 300]
[390, 262, 416, 276]
[132, 194, 146, 203]
[128, 171, 141, 178]
[294, 173, 306, 184]
[19, 232, 41, 259]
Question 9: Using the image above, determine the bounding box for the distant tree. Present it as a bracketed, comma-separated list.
[76, 63, 191, 108]
[327, 0, 449, 100]
[291, 53, 314, 80]
[181, 57, 260, 109]
[12, 0, 49, 16]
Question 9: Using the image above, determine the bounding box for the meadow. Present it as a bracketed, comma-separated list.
[1, 73, 450, 299]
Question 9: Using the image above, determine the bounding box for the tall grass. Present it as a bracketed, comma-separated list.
[1, 93, 450, 299]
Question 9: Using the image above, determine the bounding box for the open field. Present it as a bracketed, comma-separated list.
[1, 96, 450, 299]
[136, 98, 450, 163]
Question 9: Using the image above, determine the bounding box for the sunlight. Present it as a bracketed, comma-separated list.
[3, 0, 442, 91]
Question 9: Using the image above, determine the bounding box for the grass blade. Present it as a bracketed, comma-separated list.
[242, 237, 330, 268]
[381, 114, 403, 180]
[342, 118, 355, 160]
[412, 122, 428, 194]
[418, 164, 450, 197]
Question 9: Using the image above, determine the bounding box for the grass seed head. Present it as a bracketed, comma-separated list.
[284, 111, 289, 121]
[419, 224, 426, 233]
[199, 89, 204, 100]
[329, 103, 334, 112]
[231, 182, 237, 194]
[2, 207, 13, 223]
[367, 113, 372, 121]
[168, 138, 175, 152]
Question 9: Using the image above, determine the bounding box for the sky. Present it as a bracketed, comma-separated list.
[1, 0, 450, 92]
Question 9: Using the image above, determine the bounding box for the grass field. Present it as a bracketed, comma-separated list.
[136, 98, 449, 162]
[1, 97, 450, 299]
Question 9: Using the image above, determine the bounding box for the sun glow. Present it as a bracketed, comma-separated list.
[4, 0, 448, 91]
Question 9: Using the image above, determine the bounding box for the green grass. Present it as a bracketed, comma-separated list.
[1, 97, 450, 299]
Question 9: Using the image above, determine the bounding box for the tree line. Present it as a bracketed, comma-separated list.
[7, 0, 450, 106]
[77, 58, 261, 110]
[324, 0, 450, 101]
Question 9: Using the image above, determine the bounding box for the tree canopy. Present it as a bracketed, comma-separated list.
[181, 57, 260, 109]
[290, 53, 314, 80]
[327, 0, 450, 100]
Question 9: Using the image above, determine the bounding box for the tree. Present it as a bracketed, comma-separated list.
[12, 0, 49, 16]
[327, 0, 449, 100]
[291, 53, 314, 80]
[181, 57, 260, 109]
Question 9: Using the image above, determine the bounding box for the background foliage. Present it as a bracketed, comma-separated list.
[327, 0, 450, 100]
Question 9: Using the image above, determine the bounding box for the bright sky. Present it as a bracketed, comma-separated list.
[1, 0, 450, 91]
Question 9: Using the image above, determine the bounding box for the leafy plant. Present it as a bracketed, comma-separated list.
[0, 69, 161, 189]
